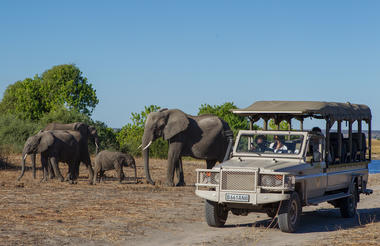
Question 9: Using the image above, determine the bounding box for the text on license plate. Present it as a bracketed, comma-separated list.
[225, 193, 249, 202]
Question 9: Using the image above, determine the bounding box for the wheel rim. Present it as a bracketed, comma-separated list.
[289, 200, 298, 225]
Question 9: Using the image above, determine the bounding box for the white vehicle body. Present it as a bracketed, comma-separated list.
[195, 101, 373, 232]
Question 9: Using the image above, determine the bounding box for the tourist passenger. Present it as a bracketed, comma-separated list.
[269, 135, 288, 153]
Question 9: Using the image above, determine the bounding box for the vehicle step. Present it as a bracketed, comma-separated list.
[307, 192, 351, 205]
[363, 189, 373, 195]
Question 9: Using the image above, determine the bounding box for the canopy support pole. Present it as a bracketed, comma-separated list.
[325, 120, 331, 165]
[300, 119, 304, 131]
[369, 120, 372, 161]
[263, 119, 268, 131]
[358, 120, 363, 161]
[337, 120, 342, 163]
[348, 121, 353, 162]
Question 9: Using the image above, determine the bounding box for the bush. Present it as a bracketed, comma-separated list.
[0, 113, 40, 152]
[198, 102, 251, 136]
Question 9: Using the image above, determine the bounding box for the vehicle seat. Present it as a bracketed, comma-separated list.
[329, 133, 346, 164]
[352, 133, 366, 161]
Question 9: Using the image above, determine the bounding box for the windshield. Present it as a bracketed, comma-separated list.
[236, 133, 304, 155]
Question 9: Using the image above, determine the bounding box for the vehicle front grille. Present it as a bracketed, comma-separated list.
[221, 171, 256, 191]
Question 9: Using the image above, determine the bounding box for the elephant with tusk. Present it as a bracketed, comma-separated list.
[29, 122, 99, 179]
[18, 130, 80, 183]
[142, 108, 232, 187]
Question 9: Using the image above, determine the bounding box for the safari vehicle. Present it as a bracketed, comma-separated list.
[195, 101, 373, 232]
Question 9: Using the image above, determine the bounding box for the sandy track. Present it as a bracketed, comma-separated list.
[1, 156, 379, 246]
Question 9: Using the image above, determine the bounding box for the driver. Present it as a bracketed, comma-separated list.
[269, 135, 288, 153]
[250, 135, 266, 152]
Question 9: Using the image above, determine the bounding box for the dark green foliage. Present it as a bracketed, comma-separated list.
[0, 113, 40, 152]
[269, 119, 290, 130]
[38, 106, 92, 126]
[93, 121, 119, 151]
[117, 105, 168, 158]
[0, 64, 98, 120]
[198, 102, 251, 136]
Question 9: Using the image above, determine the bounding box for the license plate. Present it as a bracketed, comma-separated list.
[225, 193, 249, 202]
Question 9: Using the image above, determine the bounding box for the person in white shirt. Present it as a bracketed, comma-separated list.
[269, 135, 288, 153]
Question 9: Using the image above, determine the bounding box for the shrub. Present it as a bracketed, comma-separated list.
[0, 113, 40, 152]
[198, 102, 251, 136]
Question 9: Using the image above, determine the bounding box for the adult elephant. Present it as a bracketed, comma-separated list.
[141, 109, 233, 186]
[19, 130, 95, 184]
[30, 122, 99, 179]
[18, 131, 80, 182]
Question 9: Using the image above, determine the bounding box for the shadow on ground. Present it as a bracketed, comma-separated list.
[224, 207, 380, 233]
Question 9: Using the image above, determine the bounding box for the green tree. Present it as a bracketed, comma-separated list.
[41, 64, 99, 116]
[117, 105, 168, 158]
[198, 102, 251, 136]
[0, 76, 47, 120]
[0, 64, 98, 120]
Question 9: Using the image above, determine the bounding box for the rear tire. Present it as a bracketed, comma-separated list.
[205, 200, 228, 227]
[278, 192, 302, 233]
[340, 183, 358, 218]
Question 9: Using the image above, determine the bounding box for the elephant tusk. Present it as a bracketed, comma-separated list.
[138, 144, 142, 149]
[95, 142, 99, 149]
[142, 141, 152, 151]
[23, 154, 28, 160]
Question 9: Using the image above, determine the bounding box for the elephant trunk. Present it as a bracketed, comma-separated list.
[18, 152, 28, 181]
[142, 130, 155, 185]
[143, 148, 155, 185]
[95, 137, 100, 154]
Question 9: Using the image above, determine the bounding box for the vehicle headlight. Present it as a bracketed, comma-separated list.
[260, 174, 293, 189]
[260, 174, 283, 187]
[199, 171, 220, 185]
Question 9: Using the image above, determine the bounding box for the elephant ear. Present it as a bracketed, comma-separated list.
[74, 122, 88, 135]
[163, 109, 189, 140]
[37, 132, 54, 153]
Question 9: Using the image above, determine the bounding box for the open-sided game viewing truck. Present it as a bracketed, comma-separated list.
[195, 101, 373, 232]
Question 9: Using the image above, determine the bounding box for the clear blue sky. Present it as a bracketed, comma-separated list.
[1, 1, 379, 129]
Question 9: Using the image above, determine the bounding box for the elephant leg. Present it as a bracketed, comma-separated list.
[206, 160, 217, 169]
[167, 142, 182, 187]
[93, 165, 100, 184]
[118, 168, 125, 183]
[31, 154, 36, 179]
[99, 170, 105, 182]
[83, 155, 94, 185]
[48, 159, 55, 179]
[175, 158, 186, 187]
[50, 157, 64, 182]
[40, 155, 48, 182]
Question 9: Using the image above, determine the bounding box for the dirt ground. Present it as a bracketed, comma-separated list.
[1, 155, 380, 246]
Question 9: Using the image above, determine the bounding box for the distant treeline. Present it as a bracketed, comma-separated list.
[0, 64, 251, 158]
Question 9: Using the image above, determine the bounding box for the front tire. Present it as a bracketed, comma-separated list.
[205, 200, 228, 227]
[278, 192, 302, 233]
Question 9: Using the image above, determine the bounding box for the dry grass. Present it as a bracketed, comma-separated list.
[371, 139, 380, 160]
[0, 154, 205, 245]
[307, 173, 380, 246]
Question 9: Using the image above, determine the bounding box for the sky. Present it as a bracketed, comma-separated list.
[0, 1, 379, 130]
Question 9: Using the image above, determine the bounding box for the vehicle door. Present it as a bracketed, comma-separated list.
[304, 135, 327, 198]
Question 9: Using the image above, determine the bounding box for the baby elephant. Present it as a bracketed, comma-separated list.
[94, 150, 137, 184]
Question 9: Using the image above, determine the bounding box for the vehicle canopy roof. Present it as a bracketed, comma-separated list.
[232, 101, 371, 122]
